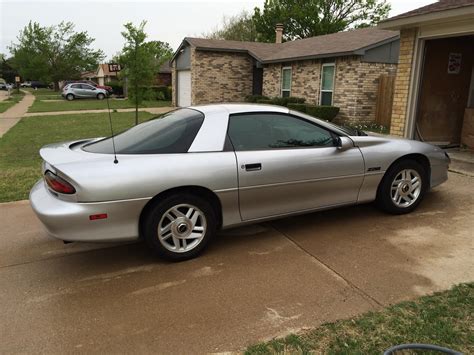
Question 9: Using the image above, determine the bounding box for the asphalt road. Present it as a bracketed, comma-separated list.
[1, 173, 473, 354]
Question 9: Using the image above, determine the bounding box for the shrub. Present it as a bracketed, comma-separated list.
[245, 94, 269, 103]
[151, 86, 172, 101]
[286, 97, 306, 104]
[108, 81, 123, 96]
[306, 105, 340, 121]
[287, 103, 307, 113]
[256, 99, 274, 105]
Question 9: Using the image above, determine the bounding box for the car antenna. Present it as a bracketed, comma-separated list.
[106, 95, 119, 164]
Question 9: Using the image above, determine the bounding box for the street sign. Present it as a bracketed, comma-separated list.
[108, 63, 121, 72]
[15, 76, 20, 83]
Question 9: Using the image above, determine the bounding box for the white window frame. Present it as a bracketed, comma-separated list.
[281, 66, 292, 97]
[320, 63, 335, 105]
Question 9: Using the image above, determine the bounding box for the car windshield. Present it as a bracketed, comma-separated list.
[82, 108, 204, 154]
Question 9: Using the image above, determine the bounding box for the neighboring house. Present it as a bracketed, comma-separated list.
[156, 61, 172, 86]
[81, 64, 119, 86]
[171, 27, 400, 124]
[379, 0, 474, 148]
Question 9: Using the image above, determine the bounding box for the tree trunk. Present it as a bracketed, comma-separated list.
[54, 81, 60, 91]
[135, 83, 138, 126]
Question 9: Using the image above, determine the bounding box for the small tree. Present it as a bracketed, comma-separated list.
[119, 21, 172, 125]
[9, 21, 104, 90]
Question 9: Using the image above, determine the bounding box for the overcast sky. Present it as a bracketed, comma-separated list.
[0, 0, 436, 59]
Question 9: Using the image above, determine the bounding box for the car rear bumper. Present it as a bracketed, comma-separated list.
[29, 180, 149, 242]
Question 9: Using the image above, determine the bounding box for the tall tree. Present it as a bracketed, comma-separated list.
[118, 21, 172, 125]
[9, 21, 104, 90]
[0, 54, 18, 83]
[205, 11, 258, 42]
[253, 0, 391, 42]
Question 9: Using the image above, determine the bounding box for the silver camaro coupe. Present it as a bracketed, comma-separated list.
[30, 104, 450, 260]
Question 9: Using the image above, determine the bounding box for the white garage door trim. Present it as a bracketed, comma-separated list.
[177, 70, 191, 107]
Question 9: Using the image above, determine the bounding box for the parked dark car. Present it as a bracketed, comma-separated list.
[30, 81, 49, 89]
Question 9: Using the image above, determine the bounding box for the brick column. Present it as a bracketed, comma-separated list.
[390, 28, 417, 136]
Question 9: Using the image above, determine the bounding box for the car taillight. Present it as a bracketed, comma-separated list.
[44, 171, 76, 194]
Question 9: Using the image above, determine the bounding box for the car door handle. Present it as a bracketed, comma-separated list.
[244, 163, 262, 171]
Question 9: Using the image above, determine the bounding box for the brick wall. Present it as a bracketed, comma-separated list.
[191, 48, 253, 104]
[263, 61, 321, 103]
[263, 57, 395, 124]
[262, 64, 281, 97]
[390, 28, 417, 136]
[334, 57, 396, 124]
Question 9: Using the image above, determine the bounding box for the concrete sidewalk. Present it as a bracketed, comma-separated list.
[0, 173, 472, 353]
[24, 106, 173, 117]
[0, 90, 35, 138]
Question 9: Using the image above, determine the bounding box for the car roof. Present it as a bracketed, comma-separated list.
[189, 103, 289, 115]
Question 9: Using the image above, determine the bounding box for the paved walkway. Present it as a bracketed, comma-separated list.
[0, 90, 35, 138]
[24, 106, 173, 117]
[0, 173, 472, 353]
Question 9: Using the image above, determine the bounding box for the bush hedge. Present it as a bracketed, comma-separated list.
[108, 81, 123, 96]
[245, 94, 269, 103]
[306, 105, 340, 121]
[151, 86, 172, 101]
[287, 103, 307, 113]
[245, 95, 305, 107]
[248, 95, 340, 121]
[256, 99, 274, 105]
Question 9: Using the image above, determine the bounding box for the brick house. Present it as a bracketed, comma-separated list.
[379, 0, 474, 148]
[171, 27, 400, 124]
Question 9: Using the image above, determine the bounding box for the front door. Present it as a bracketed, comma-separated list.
[227, 112, 365, 221]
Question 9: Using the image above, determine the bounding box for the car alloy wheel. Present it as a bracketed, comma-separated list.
[66, 94, 74, 101]
[390, 169, 422, 208]
[157, 203, 207, 253]
[97, 93, 105, 100]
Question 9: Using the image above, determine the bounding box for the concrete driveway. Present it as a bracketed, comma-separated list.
[1, 173, 472, 353]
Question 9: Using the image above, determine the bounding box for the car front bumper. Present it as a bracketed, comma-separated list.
[30, 180, 149, 242]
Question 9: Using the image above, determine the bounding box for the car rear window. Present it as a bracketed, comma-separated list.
[82, 108, 204, 154]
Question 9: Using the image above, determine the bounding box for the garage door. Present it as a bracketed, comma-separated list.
[177, 70, 191, 107]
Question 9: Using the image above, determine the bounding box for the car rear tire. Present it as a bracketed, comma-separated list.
[376, 159, 428, 214]
[97, 93, 105, 100]
[143, 194, 217, 261]
[66, 94, 74, 101]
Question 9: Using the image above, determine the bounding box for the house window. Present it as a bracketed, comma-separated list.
[320, 63, 335, 105]
[281, 67, 292, 97]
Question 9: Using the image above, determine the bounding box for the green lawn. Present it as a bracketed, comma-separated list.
[0, 111, 155, 202]
[246, 283, 473, 354]
[28, 98, 172, 113]
[0, 92, 25, 113]
[23, 88, 55, 95]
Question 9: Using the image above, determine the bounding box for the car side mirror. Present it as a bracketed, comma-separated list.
[337, 136, 353, 150]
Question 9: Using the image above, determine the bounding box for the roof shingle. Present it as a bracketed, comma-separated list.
[184, 28, 398, 63]
[381, 0, 474, 22]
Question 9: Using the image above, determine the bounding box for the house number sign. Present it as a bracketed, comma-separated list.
[447, 53, 462, 74]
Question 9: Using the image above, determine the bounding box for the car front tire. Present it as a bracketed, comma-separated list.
[143, 194, 217, 261]
[376, 159, 428, 214]
[97, 93, 105, 100]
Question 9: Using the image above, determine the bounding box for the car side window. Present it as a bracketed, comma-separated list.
[82, 84, 93, 90]
[71, 84, 80, 89]
[228, 113, 335, 151]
